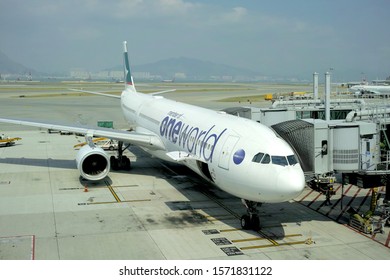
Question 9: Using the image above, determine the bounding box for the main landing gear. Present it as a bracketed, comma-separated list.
[110, 141, 131, 171]
[240, 199, 261, 231]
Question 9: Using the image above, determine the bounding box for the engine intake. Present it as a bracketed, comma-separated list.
[76, 144, 110, 181]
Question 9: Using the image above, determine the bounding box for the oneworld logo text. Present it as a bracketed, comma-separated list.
[159, 111, 227, 162]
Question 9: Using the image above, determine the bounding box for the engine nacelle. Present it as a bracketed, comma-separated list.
[76, 144, 110, 181]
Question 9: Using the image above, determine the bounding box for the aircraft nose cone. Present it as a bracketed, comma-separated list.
[276, 168, 305, 200]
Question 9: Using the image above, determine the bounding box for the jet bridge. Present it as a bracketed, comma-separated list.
[222, 70, 390, 204]
[271, 119, 379, 190]
[222, 99, 365, 127]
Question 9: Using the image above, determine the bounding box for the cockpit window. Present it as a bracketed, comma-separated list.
[271, 156, 288, 166]
[252, 153, 299, 166]
[252, 152, 264, 163]
[261, 154, 271, 164]
[287, 155, 298, 165]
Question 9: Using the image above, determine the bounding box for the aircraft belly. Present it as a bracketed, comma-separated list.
[212, 164, 291, 203]
[139, 147, 178, 163]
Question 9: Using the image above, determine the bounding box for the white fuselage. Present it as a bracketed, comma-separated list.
[121, 89, 305, 203]
[350, 85, 390, 95]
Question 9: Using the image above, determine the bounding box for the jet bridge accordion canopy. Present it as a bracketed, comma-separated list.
[271, 119, 314, 173]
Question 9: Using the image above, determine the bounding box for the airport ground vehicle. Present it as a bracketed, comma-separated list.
[95, 139, 118, 151]
[0, 134, 21, 147]
[73, 138, 118, 151]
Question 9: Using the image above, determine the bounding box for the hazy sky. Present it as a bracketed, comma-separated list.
[1, 0, 389, 81]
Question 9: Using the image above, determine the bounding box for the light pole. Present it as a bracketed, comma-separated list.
[329, 68, 335, 94]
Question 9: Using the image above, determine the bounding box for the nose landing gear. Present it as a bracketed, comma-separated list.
[241, 199, 261, 231]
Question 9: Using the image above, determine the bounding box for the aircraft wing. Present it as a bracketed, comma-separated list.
[69, 88, 176, 97]
[0, 117, 165, 150]
[68, 89, 121, 99]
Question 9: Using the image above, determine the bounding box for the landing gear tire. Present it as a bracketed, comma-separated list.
[110, 141, 131, 171]
[110, 155, 131, 171]
[240, 215, 251, 230]
[123, 156, 131, 171]
[241, 199, 261, 231]
[240, 214, 260, 231]
[110, 156, 118, 171]
[250, 214, 260, 231]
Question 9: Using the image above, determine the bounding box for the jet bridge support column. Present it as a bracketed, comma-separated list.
[386, 174, 390, 203]
[313, 72, 319, 100]
[325, 72, 331, 122]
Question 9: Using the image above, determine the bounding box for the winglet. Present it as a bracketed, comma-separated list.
[123, 41, 136, 93]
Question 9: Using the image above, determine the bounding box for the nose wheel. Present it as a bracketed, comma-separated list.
[241, 199, 261, 231]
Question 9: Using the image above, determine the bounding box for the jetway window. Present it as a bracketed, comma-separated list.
[272, 156, 288, 166]
[252, 152, 264, 163]
[321, 140, 328, 155]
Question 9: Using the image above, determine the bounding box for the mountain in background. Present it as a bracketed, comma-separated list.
[107, 57, 264, 81]
[0, 49, 266, 81]
[0, 49, 289, 81]
[0, 50, 37, 75]
[1, 47, 388, 82]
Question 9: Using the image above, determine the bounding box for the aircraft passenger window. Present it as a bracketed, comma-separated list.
[252, 152, 264, 163]
[261, 154, 270, 164]
[271, 156, 288, 166]
[287, 155, 298, 166]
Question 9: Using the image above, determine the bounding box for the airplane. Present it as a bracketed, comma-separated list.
[0, 41, 305, 230]
[349, 84, 390, 95]
[0, 134, 21, 147]
[162, 77, 175, 83]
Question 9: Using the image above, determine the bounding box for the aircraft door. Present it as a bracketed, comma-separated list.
[218, 135, 239, 170]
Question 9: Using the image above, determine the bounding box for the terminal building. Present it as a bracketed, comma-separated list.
[223, 72, 390, 232]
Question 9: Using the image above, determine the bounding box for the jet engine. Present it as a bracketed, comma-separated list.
[76, 144, 110, 181]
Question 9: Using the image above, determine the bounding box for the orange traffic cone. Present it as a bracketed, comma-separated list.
[84, 185, 88, 192]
